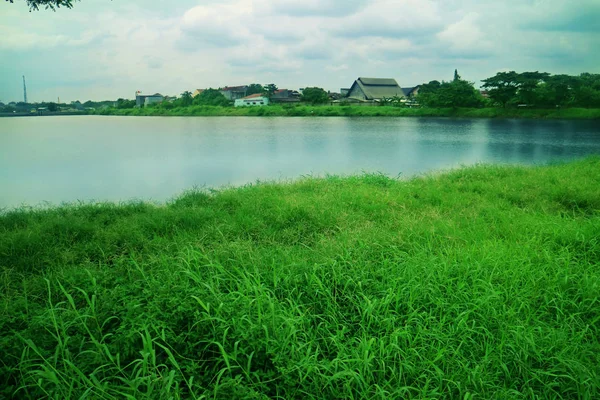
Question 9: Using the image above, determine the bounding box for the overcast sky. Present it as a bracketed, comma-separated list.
[1, 0, 599, 103]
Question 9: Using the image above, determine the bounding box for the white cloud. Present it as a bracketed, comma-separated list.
[0, 0, 598, 102]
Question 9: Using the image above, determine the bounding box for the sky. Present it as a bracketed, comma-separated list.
[1, 0, 599, 103]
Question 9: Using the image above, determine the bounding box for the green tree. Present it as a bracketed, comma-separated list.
[47, 102, 58, 112]
[179, 91, 193, 107]
[516, 71, 550, 105]
[116, 98, 135, 109]
[246, 84, 264, 96]
[301, 87, 329, 104]
[263, 83, 278, 99]
[572, 73, 600, 107]
[481, 71, 520, 108]
[193, 88, 231, 107]
[419, 80, 441, 95]
[418, 79, 483, 108]
[454, 69, 461, 81]
[6, 0, 81, 11]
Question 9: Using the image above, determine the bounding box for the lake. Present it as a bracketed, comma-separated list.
[1, 116, 599, 208]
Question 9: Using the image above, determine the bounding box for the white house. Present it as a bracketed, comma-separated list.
[234, 94, 270, 107]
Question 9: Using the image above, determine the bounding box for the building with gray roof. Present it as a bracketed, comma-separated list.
[346, 77, 406, 101]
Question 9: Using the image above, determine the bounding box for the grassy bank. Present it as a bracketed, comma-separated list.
[2, 158, 600, 398]
[91, 105, 600, 119]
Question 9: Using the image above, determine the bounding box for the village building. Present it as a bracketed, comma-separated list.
[135, 92, 164, 107]
[402, 86, 420, 98]
[270, 89, 301, 104]
[234, 93, 270, 107]
[346, 78, 405, 102]
[220, 86, 248, 101]
[192, 89, 205, 97]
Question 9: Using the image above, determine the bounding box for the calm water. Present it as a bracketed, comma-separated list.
[1, 116, 599, 208]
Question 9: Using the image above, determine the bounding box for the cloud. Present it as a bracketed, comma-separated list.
[436, 12, 494, 59]
[329, 0, 443, 38]
[1, 0, 599, 102]
[269, 0, 368, 17]
[522, 0, 600, 32]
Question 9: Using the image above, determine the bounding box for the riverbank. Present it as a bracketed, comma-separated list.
[89, 105, 600, 119]
[2, 158, 600, 398]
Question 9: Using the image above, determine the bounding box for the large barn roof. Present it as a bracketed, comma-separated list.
[352, 77, 405, 100]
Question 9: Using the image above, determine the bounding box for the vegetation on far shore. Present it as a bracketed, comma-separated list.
[89, 105, 600, 119]
[1, 158, 599, 398]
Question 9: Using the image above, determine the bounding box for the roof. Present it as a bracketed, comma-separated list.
[402, 86, 419, 96]
[351, 77, 405, 100]
[241, 93, 266, 100]
[222, 86, 247, 92]
[359, 78, 399, 86]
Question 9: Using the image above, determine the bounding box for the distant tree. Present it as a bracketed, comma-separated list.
[246, 84, 264, 96]
[572, 73, 600, 108]
[179, 91, 193, 107]
[47, 102, 58, 112]
[419, 80, 442, 95]
[418, 79, 483, 108]
[193, 88, 231, 107]
[5, 0, 82, 11]
[454, 69, 461, 82]
[116, 98, 135, 109]
[481, 71, 520, 108]
[516, 71, 550, 105]
[263, 83, 278, 99]
[301, 87, 329, 104]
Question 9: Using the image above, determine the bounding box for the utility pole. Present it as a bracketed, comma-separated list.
[23, 75, 28, 104]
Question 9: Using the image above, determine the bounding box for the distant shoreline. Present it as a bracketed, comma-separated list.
[2, 107, 600, 119]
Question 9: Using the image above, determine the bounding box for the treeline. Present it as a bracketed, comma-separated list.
[417, 71, 600, 109]
[481, 72, 600, 108]
[0, 100, 115, 113]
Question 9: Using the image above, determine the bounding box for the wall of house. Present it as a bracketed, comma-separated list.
[221, 90, 247, 101]
[144, 96, 164, 106]
[347, 84, 367, 100]
[135, 96, 145, 107]
[234, 97, 269, 107]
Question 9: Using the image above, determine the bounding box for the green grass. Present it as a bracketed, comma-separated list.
[1, 158, 600, 399]
[92, 105, 600, 119]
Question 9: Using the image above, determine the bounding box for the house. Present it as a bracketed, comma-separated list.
[340, 88, 351, 96]
[402, 86, 420, 98]
[234, 93, 270, 107]
[135, 92, 164, 107]
[346, 78, 405, 102]
[220, 86, 248, 100]
[192, 89, 205, 97]
[270, 89, 301, 103]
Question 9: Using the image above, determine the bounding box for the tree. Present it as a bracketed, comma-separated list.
[6, 0, 81, 11]
[572, 73, 600, 107]
[47, 102, 58, 111]
[516, 71, 550, 105]
[246, 84, 264, 96]
[301, 87, 329, 104]
[419, 80, 441, 95]
[192, 88, 231, 107]
[481, 71, 520, 108]
[418, 79, 483, 108]
[454, 69, 461, 82]
[179, 91, 193, 107]
[263, 83, 278, 99]
[116, 98, 135, 109]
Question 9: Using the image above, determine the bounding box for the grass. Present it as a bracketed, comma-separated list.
[1, 158, 600, 399]
[91, 105, 600, 119]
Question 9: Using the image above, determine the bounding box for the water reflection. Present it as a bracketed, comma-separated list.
[0, 116, 599, 208]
